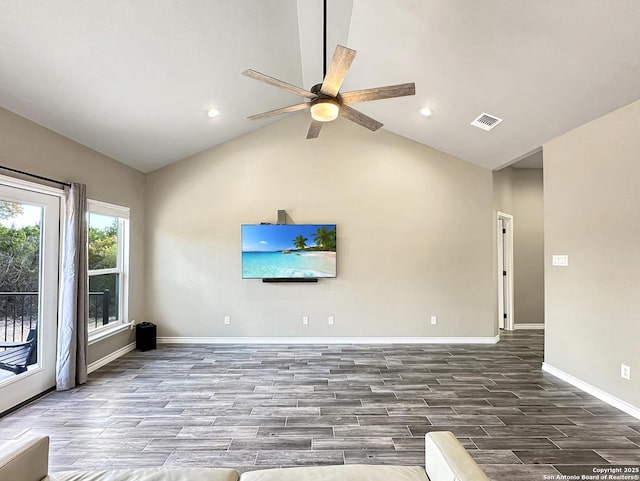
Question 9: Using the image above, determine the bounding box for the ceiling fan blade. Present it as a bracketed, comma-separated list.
[340, 105, 383, 131]
[242, 69, 317, 100]
[248, 103, 309, 120]
[340, 83, 416, 105]
[307, 120, 323, 139]
[320, 45, 357, 97]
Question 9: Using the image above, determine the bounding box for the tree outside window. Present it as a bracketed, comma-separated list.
[87, 203, 129, 334]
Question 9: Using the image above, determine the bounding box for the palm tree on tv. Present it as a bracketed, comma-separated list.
[293, 235, 307, 250]
[312, 226, 336, 251]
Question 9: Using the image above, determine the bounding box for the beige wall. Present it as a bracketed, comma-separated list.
[512, 169, 544, 326]
[492, 167, 514, 215]
[492, 167, 544, 328]
[145, 114, 496, 339]
[0, 107, 145, 364]
[544, 99, 640, 409]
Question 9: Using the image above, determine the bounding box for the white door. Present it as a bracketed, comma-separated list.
[497, 212, 514, 331]
[0, 181, 60, 414]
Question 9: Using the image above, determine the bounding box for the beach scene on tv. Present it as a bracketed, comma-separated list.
[242, 224, 337, 279]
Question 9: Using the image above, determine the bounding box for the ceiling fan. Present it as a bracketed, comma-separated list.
[242, 1, 416, 139]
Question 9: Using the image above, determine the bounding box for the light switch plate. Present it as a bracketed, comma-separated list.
[552, 255, 569, 267]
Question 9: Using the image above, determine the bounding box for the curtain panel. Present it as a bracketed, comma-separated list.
[56, 182, 88, 390]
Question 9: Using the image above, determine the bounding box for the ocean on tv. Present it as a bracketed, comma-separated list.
[241, 224, 336, 279]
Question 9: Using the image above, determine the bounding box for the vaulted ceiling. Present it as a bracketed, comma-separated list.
[1, 1, 639, 173]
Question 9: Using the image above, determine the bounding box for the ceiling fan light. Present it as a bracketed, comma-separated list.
[310, 98, 340, 122]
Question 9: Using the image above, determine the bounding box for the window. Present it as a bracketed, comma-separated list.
[87, 200, 129, 335]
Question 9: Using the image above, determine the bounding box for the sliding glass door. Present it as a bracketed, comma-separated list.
[0, 180, 60, 414]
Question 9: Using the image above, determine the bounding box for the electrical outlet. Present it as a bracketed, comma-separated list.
[224, 316, 230, 325]
[328, 316, 334, 325]
[621, 363, 631, 380]
[303, 316, 309, 325]
[430, 316, 437, 325]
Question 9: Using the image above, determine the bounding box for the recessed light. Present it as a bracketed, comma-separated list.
[207, 108, 221, 118]
[419, 107, 433, 118]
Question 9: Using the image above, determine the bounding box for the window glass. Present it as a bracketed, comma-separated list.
[88, 213, 118, 270]
[87, 202, 129, 335]
[88, 273, 120, 331]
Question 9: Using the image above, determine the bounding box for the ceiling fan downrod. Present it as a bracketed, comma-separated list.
[323, 0, 327, 79]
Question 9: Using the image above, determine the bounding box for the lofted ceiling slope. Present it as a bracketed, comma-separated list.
[1, 0, 640, 173]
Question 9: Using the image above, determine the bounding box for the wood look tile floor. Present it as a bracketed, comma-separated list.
[1, 331, 639, 480]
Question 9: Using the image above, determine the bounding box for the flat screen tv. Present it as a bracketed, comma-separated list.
[242, 224, 337, 279]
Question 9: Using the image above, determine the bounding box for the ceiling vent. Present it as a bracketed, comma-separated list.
[471, 112, 503, 131]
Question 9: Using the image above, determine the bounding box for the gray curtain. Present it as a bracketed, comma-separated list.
[56, 182, 88, 390]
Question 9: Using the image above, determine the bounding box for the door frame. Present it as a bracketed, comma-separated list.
[497, 211, 514, 331]
[0, 174, 63, 413]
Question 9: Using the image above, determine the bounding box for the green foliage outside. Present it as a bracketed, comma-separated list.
[88, 219, 118, 270]
[0, 202, 120, 328]
[0, 205, 119, 291]
[0, 224, 40, 292]
[0, 201, 24, 221]
[0, 201, 39, 292]
[88, 218, 119, 325]
[0, 201, 40, 341]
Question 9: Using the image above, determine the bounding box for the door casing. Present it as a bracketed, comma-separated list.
[497, 211, 514, 331]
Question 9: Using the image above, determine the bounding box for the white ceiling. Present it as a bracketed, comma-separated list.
[1, 0, 640, 173]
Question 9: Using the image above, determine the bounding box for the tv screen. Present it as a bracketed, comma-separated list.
[242, 224, 337, 279]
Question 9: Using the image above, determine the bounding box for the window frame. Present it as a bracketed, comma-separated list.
[87, 199, 130, 341]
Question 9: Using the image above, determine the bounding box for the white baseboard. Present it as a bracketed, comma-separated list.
[157, 335, 500, 345]
[542, 362, 640, 420]
[514, 323, 545, 330]
[88, 342, 136, 374]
